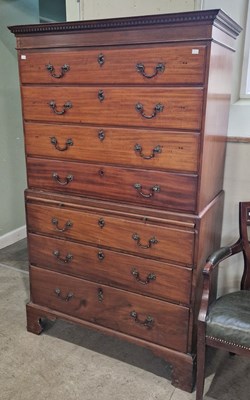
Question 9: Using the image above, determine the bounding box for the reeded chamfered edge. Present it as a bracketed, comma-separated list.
[8, 9, 242, 38]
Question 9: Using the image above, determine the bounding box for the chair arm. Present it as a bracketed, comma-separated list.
[203, 246, 233, 275]
[203, 239, 242, 276]
[198, 239, 242, 323]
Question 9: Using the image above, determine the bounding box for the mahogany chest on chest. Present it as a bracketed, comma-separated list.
[9, 9, 241, 392]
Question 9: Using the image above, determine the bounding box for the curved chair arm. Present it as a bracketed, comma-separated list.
[198, 239, 243, 323]
[203, 239, 242, 276]
[203, 246, 233, 276]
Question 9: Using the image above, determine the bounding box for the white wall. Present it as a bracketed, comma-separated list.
[201, 0, 250, 294]
[0, 0, 39, 247]
[80, 0, 197, 19]
[202, 0, 250, 135]
[66, 0, 80, 21]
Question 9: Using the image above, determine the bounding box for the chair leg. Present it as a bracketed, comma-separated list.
[196, 326, 206, 400]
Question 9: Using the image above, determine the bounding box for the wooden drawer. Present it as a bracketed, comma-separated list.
[27, 157, 197, 212]
[30, 266, 189, 352]
[19, 45, 206, 85]
[22, 86, 203, 130]
[28, 233, 192, 305]
[24, 123, 199, 173]
[26, 202, 195, 265]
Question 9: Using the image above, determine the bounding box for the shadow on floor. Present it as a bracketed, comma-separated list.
[43, 317, 173, 381]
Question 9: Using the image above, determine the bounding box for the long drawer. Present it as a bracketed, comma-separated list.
[19, 45, 206, 85]
[24, 123, 199, 173]
[26, 158, 197, 212]
[22, 86, 203, 130]
[26, 202, 195, 265]
[30, 266, 189, 352]
[28, 233, 192, 305]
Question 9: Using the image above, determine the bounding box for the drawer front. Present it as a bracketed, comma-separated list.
[29, 233, 192, 305]
[30, 266, 189, 352]
[22, 86, 203, 130]
[27, 158, 197, 212]
[26, 203, 194, 265]
[19, 45, 206, 85]
[25, 123, 199, 173]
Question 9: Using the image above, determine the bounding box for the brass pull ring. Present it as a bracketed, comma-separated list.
[134, 183, 160, 198]
[49, 100, 72, 115]
[131, 268, 156, 285]
[50, 137, 73, 151]
[132, 233, 158, 249]
[51, 218, 73, 232]
[130, 311, 154, 328]
[134, 144, 162, 160]
[53, 250, 73, 264]
[46, 63, 70, 79]
[136, 62, 165, 79]
[52, 172, 73, 185]
[54, 288, 73, 302]
[135, 103, 164, 119]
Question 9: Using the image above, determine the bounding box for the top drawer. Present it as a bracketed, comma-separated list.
[18, 45, 206, 85]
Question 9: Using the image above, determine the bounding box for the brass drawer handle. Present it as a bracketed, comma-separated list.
[46, 63, 70, 79]
[131, 268, 156, 285]
[134, 144, 162, 160]
[135, 102, 164, 119]
[130, 311, 154, 328]
[132, 233, 158, 249]
[54, 288, 73, 302]
[52, 172, 73, 185]
[53, 250, 73, 264]
[51, 218, 73, 232]
[50, 137, 73, 151]
[49, 100, 72, 115]
[134, 183, 160, 198]
[136, 62, 165, 79]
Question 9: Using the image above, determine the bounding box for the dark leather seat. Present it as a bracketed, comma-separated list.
[196, 201, 250, 400]
[206, 290, 250, 349]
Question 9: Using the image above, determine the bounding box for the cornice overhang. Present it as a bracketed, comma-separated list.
[8, 9, 242, 39]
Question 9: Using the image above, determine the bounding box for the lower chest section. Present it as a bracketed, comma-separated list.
[26, 195, 195, 352]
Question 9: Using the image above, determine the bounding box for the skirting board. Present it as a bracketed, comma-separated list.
[0, 226, 27, 250]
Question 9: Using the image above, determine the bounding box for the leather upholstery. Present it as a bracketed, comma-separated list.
[206, 290, 250, 348]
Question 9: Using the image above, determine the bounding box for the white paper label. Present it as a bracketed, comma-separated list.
[192, 49, 199, 55]
[21, 55, 26, 60]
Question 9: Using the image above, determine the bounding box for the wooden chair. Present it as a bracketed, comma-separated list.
[196, 201, 250, 400]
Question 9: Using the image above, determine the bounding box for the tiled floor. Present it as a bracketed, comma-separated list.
[0, 240, 250, 400]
